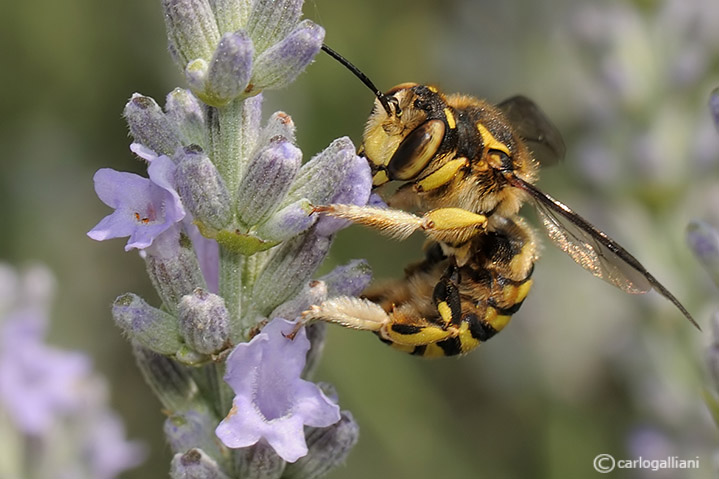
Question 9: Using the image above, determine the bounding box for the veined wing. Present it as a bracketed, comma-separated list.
[508, 175, 698, 329]
[497, 95, 566, 166]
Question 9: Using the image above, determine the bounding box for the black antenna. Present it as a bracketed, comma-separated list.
[321, 44, 399, 116]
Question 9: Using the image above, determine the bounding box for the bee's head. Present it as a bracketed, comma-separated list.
[363, 84, 452, 186]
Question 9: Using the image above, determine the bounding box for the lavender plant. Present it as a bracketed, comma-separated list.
[87, 0, 370, 477]
[0, 263, 145, 479]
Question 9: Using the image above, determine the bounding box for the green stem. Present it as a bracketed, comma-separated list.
[206, 96, 261, 196]
[209, 94, 262, 344]
[219, 247, 244, 343]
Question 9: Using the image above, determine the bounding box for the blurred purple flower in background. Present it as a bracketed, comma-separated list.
[0, 264, 144, 479]
[0, 311, 90, 435]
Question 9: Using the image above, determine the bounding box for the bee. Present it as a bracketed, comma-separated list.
[297, 45, 698, 357]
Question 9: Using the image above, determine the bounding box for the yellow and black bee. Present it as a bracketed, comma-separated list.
[298, 45, 698, 357]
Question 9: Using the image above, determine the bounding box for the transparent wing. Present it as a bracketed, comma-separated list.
[510, 176, 698, 328]
[532, 191, 650, 293]
[497, 95, 566, 166]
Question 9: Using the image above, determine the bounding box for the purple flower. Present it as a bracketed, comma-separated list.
[87, 154, 185, 251]
[129, 142, 160, 162]
[184, 218, 219, 293]
[83, 410, 147, 479]
[0, 311, 90, 435]
[215, 318, 340, 462]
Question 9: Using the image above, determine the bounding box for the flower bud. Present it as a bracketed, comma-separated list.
[252, 230, 331, 314]
[162, 0, 220, 69]
[314, 153, 372, 237]
[284, 136, 358, 207]
[178, 288, 229, 354]
[257, 111, 296, 148]
[283, 411, 359, 479]
[246, 0, 303, 53]
[164, 409, 224, 458]
[270, 280, 327, 321]
[175, 146, 232, 230]
[254, 199, 315, 242]
[165, 88, 206, 148]
[251, 20, 325, 92]
[124, 94, 183, 156]
[144, 230, 207, 315]
[185, 59, 210, 97]
[212, 0, 250, 34]
[234, 442, 286, 479]
[112, 293, 183, 355]
[132, 343, 199, 413]
[236, 138, 302, 226]
[319, 259, 373, 298]
[205, 31, 254, 106]
[170, 448, 230, 479]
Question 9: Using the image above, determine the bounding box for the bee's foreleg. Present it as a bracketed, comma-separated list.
[314, 204, 487, 243]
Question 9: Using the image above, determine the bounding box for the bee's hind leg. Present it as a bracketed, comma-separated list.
[301, 296, 391, 333]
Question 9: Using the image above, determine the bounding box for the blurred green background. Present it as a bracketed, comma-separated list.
[2, 0, 719, 477]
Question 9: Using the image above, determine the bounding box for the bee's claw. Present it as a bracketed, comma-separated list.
[285, 308, 319, 340]
[311, 205, 331, 215]
[284, 323, 302, 340]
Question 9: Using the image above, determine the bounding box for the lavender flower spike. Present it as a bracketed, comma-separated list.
[88, 155, 185, 251]
[216, 318, 340, 463]
[88, 0, 367, 474]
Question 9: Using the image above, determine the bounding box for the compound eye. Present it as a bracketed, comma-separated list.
[387, 119, 446, 181]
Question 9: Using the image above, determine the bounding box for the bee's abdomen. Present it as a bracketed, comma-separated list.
[381, 269, 534, 358]
[372, 217, 537, 357]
